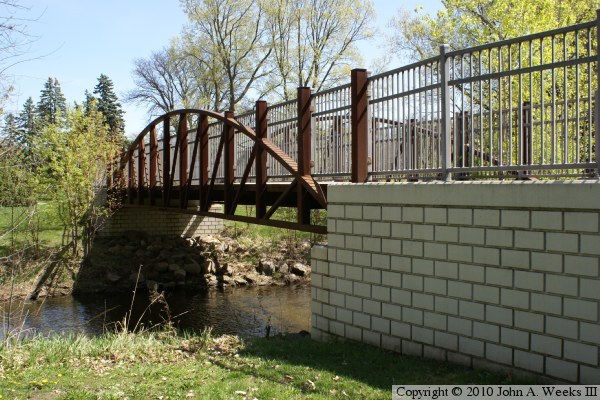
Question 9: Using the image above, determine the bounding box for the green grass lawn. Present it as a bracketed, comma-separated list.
[0, 330, 533, 399]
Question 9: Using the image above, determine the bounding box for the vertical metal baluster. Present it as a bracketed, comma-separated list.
[588, 27, 593, 163]
[563, 32, 568, 164]
[576, 29, 580, 163]
[552, 35, 556, 164]
[540, 37, 545, 165]
[519, 42, 523, 166]
[499, 46, 504, 167]
[488, 48, 493, 167]
[480, 51, 484, 167]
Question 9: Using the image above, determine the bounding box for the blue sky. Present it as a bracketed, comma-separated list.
[8, 0, 440, 138]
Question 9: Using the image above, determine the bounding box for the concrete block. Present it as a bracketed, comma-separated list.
[448, 281, 473, 300]
[486, 229, 513, 247]
[424, 311, 447, 330]
[532, 211, 562, 230]
[412, 326, 434, 345]
[382, 303, 402, 320]
[337, 249, 353, 264]
[424, 345, 447, 361]
[402, 340, 423, 357]
[413, 259, 434, 275]
[345, 295, 363, 312]
[449, 208, 473, 225]
[330, 263, 345, 278]
[580, 366, 600, 384]
[459, 300, 485, 320]
[501, 210, 530, 229]
[474, 209, 500, 227]
[435, 331, 458, 351]
[473, 284, 499, 303]
[501, 249, 530, 269]
[486, 267, 513, 287]
[402, 307, 424, 325]
[473, 322, 500, 342]
[473, 247, 500, 266]
[382, 238, 406, 256]
[547, 232, 579, 254]
[336, 219, 353, 234]
[391, 321, 411, 338]
[354, 251, 373, 268]
[328, 248, 337, 262]
[345, 265, 362, 281]
[345, 205, 362, 219]
[391, 289, 412, 306]
[530, 252, 562, 273]
[322, 304, 336, 319]
[330, 292, 345, 307]
[345, 235, 362, 250]
[327, 219, 337, 233]
[402, 240, 423, 257]
[546, 357, 578, 382]
[486, 343, 513, 365]
[448, 351, 472, 368]
[580, 234, 600, 256]
[391, 256, 412, 273]
[329, 320, 345, 336]
[514, 311, 544, 333]
[515, 271, 544, 292]
[459, 264, 485, 283]
[382, 206, 402, 221]
[312, 245, 328, 261]
[353, 220, 371, 236]
[424, 242, 448, 260]
[372, 222, 391, 237]
[435, 296, 458, 315]
[581, 322, 600, 345]
[363, 299, 381, 316]
[413, 224, 434, 241]
[372, 285, 391, 302]
[500, 327, 529, 350]
[424, 277, 447, 295]
[514, 350, 543, 373]
[413, 293, 434, 310]
[382, 335, 401, 352]
[353, 312, 371, 329]
[459, 337, 485, 357]
[486, 305, 513, 326]
[435, 226, 459, 243]
[546, 274, 578, 297]
[531, 293, 562, 315]
[447, 244, 473, 262]
[402, 274, 424, 291]
[354, 282, 371, 298]
[530, 333, 562, 357]
[435, 261, 459, 279]
[459, 227, 485, 245]
[546, 316, 578, 340]
[500, 288, 530, 310]
[564, 255, 599, 277]
[363, 205, 382, 220]
[425, 207, 447, 224]
[345, 325, 362, 341]
[403, 206, 424, 223]
[581, 279, 600, 301]
[564, 340, 598, 365]
[372, 316, 391, 334]
[564, 298, 598, 322]
[565, 211, 598, 233]
[337, 308, 353, 324]
[448, 316, 472, 336]
[382, 271, 402, 289]
[364, 237, 382, 253]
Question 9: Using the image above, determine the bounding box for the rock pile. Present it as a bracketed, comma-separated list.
[75, 231, 312, 294]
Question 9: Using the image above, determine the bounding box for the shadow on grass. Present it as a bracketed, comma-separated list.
[236, 336, 536, 391]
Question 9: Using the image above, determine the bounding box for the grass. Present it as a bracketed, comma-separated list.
[0, 330, 534, 399]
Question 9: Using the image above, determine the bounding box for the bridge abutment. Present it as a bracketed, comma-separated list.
[98, 204, 223, 238]
[311, 181, 600, 383]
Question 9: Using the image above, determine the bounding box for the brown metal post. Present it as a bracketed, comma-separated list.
[199, 115, 209, 211]
[178, 114, 189, 208]
[351, 69, 369, 183]
[297, 87, 312, 224]
[149, 126, 158, 205]
[128, 149, 135, 204]
[255, 101, 268, 219]
[162, 117, 171, 206]
[223, 111, 235, 215]
[138, 136, 146, 204]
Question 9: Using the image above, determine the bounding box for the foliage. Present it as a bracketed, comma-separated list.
[36, 77, 67, 126]
[388, 0, 600, 59]
[33, 100, 121, 256]
[93, 74, 125, 137]
[14, 97, 38, 152]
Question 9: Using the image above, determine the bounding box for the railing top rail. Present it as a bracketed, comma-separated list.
[368, 55, 441, 81]
[267, 98, 297, 109]
[446, 19, 596, 58]
[312, 83, 351, 97]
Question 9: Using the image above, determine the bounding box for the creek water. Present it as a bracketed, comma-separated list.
[1, 285, 311, 339]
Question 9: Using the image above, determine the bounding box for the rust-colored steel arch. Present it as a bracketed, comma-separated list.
[112, 108, 327, 233]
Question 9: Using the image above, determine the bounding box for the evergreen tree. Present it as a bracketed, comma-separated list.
[93, 74, 124, 136]
[2, 113, 18, 143]
[36, 77, 67, 125]
[16, 97, 38, 149]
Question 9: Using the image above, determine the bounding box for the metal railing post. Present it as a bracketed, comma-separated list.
[351, 68, 369, 183]
[255, 100, 268, 219]
[223, 111, 235, 215]
[596, 9, 600, 176]
[177, 113, 188, 208]
[440, 44, 452, 181]
[149, 126, 158, 205]
[162, 117, 170, 206]
[138, 135, 146, 205]
[297, 87, 312, 224]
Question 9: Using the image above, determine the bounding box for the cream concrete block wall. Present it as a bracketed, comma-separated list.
[311, 181, 600, 383]
[98, 204, 223, 237]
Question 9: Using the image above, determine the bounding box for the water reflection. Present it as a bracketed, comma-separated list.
[1, 285, 311, 339]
